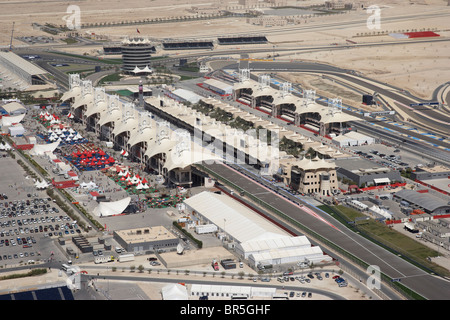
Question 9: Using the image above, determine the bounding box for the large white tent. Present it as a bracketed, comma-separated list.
[184, 191, 330, 268]
[93, 197, 131, 217]
[0, 142, 11, 150]
[161, 283, 189, 300]
[34, 179, 50, 190]
[184, 191, 287, 244]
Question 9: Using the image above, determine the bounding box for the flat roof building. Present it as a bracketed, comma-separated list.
[336, 157, 402, 187]
[411, 165, 450, 181]
[0, 51, 48, 85]
[113, 226, 179, 253]
[202, 78, 233, 95]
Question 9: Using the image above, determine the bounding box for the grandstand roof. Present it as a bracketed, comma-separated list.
[319, 109, 361, 124]
[128, 125, 156, 147]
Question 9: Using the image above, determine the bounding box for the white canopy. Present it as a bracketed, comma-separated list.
[30, 141, 60, 156]
[1, 113, 25, 126]
[161, 283, 188, 300]
[93, 197, 131, 217]
[0, 142, 11, 150]
[34, 180, 49, 189]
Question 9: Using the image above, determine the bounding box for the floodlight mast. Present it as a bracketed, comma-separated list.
[9, 22, 15, 51]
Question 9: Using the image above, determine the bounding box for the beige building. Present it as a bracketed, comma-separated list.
[247, 16, 288, 27]
[277, 156, 339, 196]
[113, 226, 179, 253]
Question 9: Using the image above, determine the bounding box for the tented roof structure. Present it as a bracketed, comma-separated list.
[1, 113, 25, 126]
[29, 141, 60, 156]
[0, 142, 11, 150]
[128, 125, 156, 147]
[163, 142, 222, 171]
[35, 179, 50, 190]
[93, 197, 131, 217]
[184, 191, 287, 243]
[161, 283, 188, 300]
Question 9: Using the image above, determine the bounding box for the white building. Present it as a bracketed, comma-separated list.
[203, 78, 233, 95]
[189, 284, 276, 299]
[183, 191, 332, 269]
[166, 88, 202, 104]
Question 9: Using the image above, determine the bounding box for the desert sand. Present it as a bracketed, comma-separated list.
[1, 0, 449, 99]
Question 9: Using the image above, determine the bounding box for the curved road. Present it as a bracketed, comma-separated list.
[238, 60, 450, 136]
[202, 162, 450, 300]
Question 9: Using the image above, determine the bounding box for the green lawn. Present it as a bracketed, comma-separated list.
[98, 72, 123, 85]
[320, 205, 450, 277]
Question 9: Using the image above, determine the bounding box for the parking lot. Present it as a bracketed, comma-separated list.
[350, 143, 427, 171]
[0, 153, 78, 268]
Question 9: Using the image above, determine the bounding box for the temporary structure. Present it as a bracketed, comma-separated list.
[93, 197, 131, 217]
[161, 283, 188, 300]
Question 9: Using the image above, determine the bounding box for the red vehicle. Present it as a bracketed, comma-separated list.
[212, 260, 219, 271]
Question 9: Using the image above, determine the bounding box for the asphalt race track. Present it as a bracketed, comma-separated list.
[204, 162, 450, 300]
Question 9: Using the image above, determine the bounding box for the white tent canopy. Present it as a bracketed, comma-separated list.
[1, 113, 25, 127]
[161, 283, 188, 300]
[29, 141, 60, 156]
[0, 142, 11, 150]
[34, 179, 49, 189]
[93, 197, 131, 217]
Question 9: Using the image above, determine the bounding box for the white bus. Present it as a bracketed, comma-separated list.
[61, 264, 71, 271]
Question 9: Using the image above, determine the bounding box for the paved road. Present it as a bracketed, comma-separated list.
[203, 162, 450, 300]
[238, 60, 450, 135]
[219, 60, 450, 150]
[80, 274, 347, 300]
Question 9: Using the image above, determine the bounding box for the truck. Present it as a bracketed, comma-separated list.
[94, 255, 114, 264]
[118, 253, 135, 262]
[211, 259, 219, 271]
[220, 259, 236, 270]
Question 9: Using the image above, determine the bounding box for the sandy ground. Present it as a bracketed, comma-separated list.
[2, 0, 449, 99]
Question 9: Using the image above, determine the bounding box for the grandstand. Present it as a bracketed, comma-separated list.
[162, 40, 214, 50]
[217, 35, 268, 45]
[103, 44, 123, 55]
[0, 286, 74, 300]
